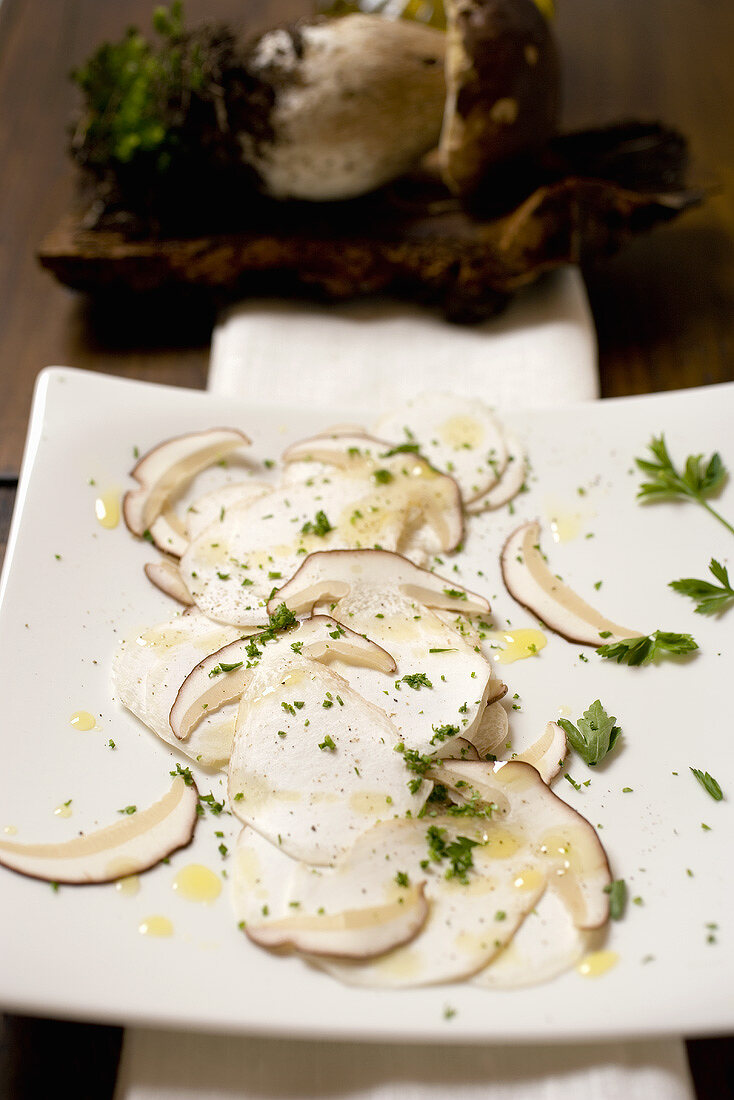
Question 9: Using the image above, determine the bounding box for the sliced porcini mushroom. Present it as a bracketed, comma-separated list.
[179, 473, 376, 626]
[512, 719, 567, 783]
[439, 0, 560, 197]
[123, 428, 251, 541]
[474, 888, 598, 989]
[184, 481, 272, 541]
[466, 699, 509, 758]
[466, 432, 527, 513]
[231, 825, 300, 928]
[283, 431, 465, 559]
[239, 15, 447, 202]
[375, 392, 508, 504]
[144, 559, 194, 606]
[0, 775, 198, 884]
[169, 615, 395, 742]
[432, 759, 612, 929]
[501, 520, 641, 645]
[269, 549, 493, 754]
[112, 611, 246, 768]
[295, 815, 545, 986]
[270, 548, 489, 617]
[228, 658, 429, 866]
[247, 883, 429, 961]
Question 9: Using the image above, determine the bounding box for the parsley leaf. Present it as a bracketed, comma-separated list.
[635, 435, 733, 535]
[690, 768, 724, 801]
[558, 700, 621, 766]
[670, 559, 734, 616]
[597, 630, 697, 666]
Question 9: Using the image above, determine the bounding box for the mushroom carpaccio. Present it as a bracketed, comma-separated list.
[6, 390, 626, 987]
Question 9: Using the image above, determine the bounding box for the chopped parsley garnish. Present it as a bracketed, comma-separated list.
[170, 763, 195, 786]
[401, 673, 433, 690]
[318, 735, 337, 752]
[372, 468, 393, 484]
[430, 723, 460, 746]
[118, 805, 137, 815]
[424, 826, 479, 884]
[380, 443, 421, 457]
[442, 588, 467, 600]
[395, 871, 410, 887]
[604, 879, 627, 920]
[198, 792, 225, 815]
[597, 631, 697, 666]
[301, 510, 334, 537]
[670, 559, 734, 616]
[690, 768, 724, 801]
[268, 603, 297, 633]
[558, 700, 621, 767]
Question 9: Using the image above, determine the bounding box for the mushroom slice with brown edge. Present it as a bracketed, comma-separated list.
[179, 469, 380, 627]
[231, 825, 300, 930]
[501, 520, 641, 646]
[239, 15, 446, 202]
[473, 887, 599, 989]
[292, 815, 546, 986]
[169, 614, 395, 742]
[439, 0, 560, 197]
[0, 775, 198, 884]
[112, 610, 247, 769]
[144, 559, 194, 606]
[466, 432, 527, 513]
[247, 882, 429, 961]
[467, 699, 509, 759]
[228, 649, 428, 866]
[511, 719, 567, 784]
[374, 392, 508, 505]
[269, 549, 493, 754]
[123, 428, 251, 549]
[282, 430, 464, 559]
[430, 759, 611, 929]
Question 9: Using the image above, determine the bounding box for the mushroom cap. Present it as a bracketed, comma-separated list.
[440, 0, 560, 196]
[239, 15, 447, 202]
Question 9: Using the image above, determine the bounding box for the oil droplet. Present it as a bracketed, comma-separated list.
[513, 867, 544, 892]
[115, 875, 140, 896]
[139, 915, 173, 937]
[70, 710, 96, 731]
[576, 949, 619, 978]
[172, 863, 222, 903]
[3, 825, 18, 836]
[489, 629, 547, 664]
[95, 490, 120, 529]
[483, 828, 522, 859]
[54, 802, 72, 818]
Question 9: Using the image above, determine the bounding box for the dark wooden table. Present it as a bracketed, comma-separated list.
[1, 1, 733, 1096]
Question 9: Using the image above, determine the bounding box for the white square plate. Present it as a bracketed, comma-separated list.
[0, 367, 732, 1042]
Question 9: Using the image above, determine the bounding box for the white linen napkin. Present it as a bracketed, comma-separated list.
[115, 266, 694, 1100]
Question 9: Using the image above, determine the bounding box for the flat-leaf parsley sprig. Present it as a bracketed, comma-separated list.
[635, 435, 733, 535]
[596, 630, 698, 666]
[558, 699, 621, 766]
[670, 558, 734, 616]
